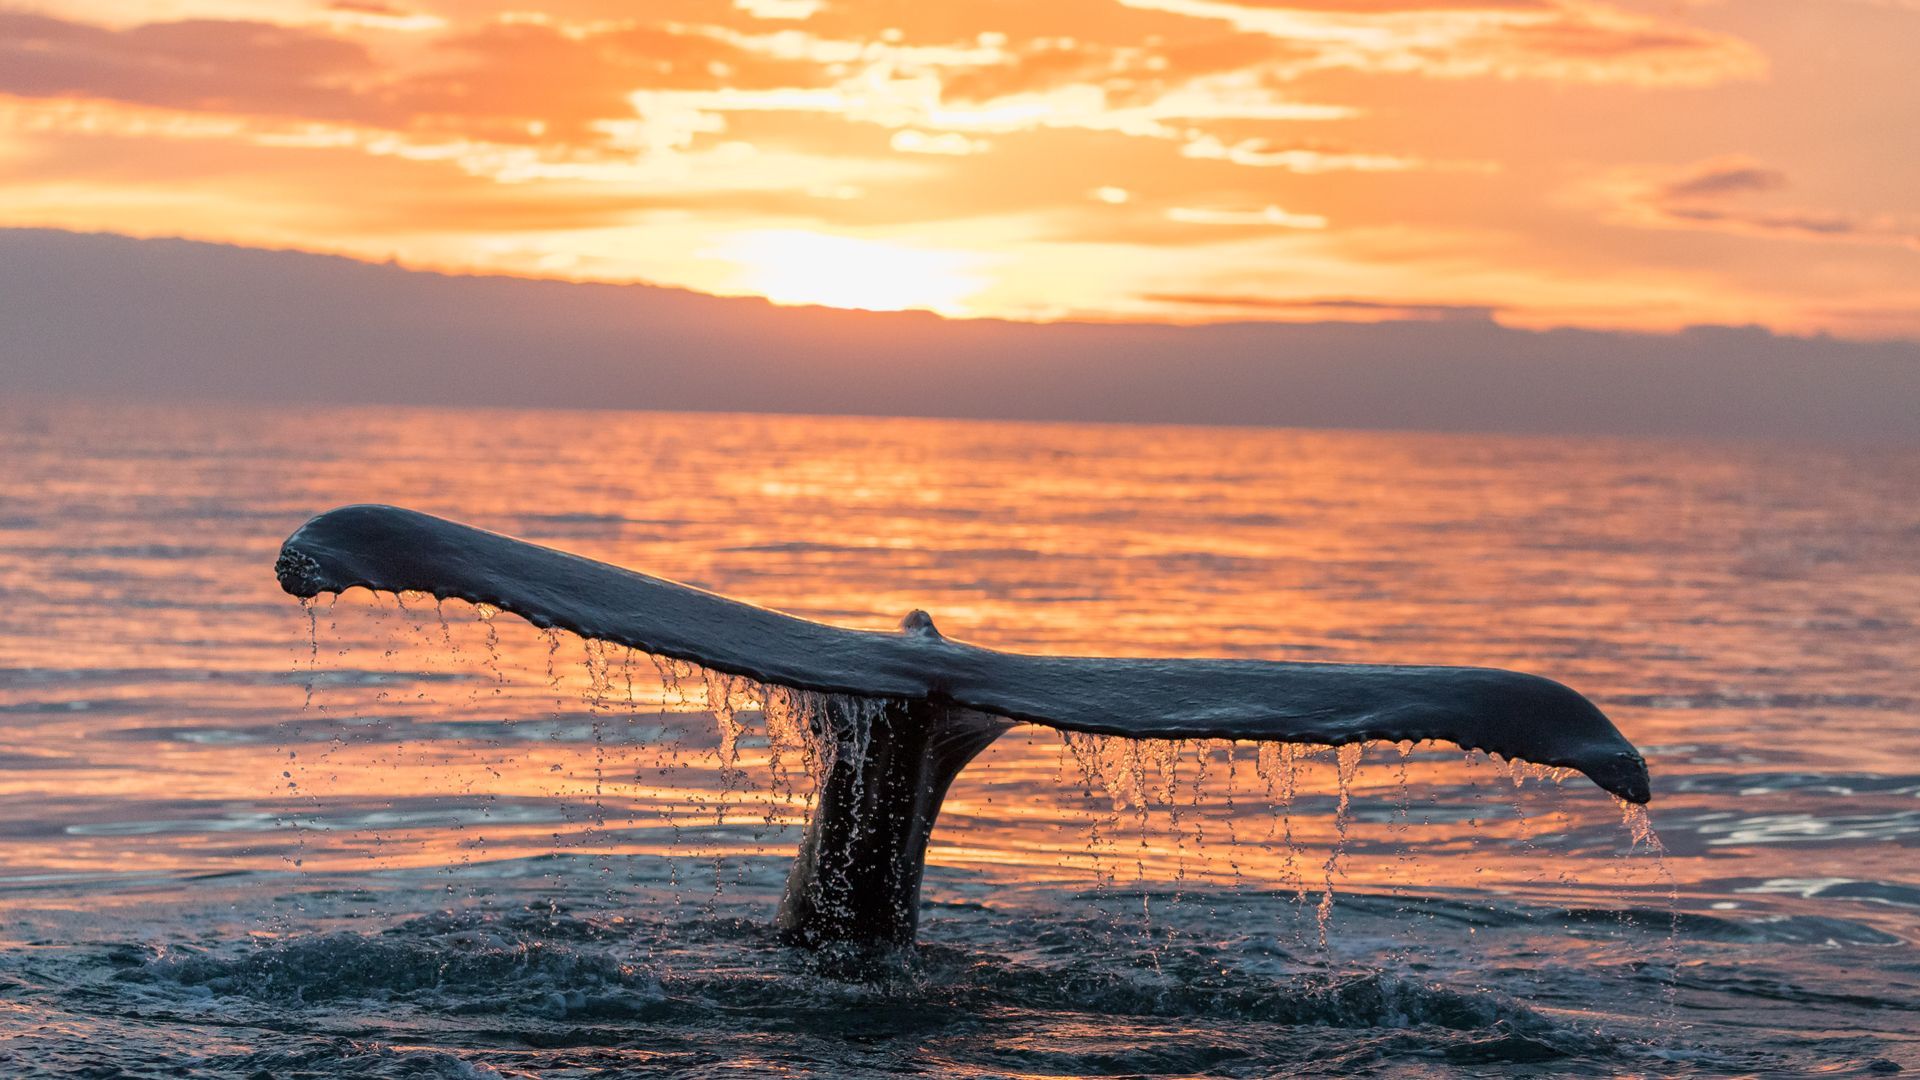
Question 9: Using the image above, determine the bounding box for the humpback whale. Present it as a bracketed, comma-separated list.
[276, 504, 1650, 947]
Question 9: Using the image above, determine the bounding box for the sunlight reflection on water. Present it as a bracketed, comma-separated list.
[0, 400, 1916, 1075]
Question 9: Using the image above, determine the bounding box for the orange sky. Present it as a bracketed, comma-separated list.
[2, 0, 1915, 337]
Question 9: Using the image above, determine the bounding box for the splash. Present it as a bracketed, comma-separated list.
[1618, 800, 1663, 854]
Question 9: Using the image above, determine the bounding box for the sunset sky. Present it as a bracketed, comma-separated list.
[2, 0, 1915, 338]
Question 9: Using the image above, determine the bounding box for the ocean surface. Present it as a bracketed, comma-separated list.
[0, 400, 1916, 1078]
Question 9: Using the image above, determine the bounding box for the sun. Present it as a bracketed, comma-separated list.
[711, 230, 988, 316]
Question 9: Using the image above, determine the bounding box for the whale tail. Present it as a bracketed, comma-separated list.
[277, 503, 1651, 945]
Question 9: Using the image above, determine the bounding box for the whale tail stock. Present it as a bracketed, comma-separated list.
[276, 503, 1650, 946]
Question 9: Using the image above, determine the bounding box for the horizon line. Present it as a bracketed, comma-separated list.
[15, 226, 1913, 348]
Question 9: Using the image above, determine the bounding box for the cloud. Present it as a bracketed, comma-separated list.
[1178, 133, 1426, 172]
[0, 11, 830, 145]
[0, 6, 1364, 201]
[1143, 293, 1502, 321]
[1470, 5, 1768, 86]
[0, 94, 917, 237]
[0, 11, 373, 119]
[1652, 157, 1787, 201]
[889, 129, 989, 154]
[1220, 0, 1552, 9]
[1609, 156, 1920, 250]
[387, 21, 831, 143]
[1167, 205, 1329, 228]
[935, 28, 1305, 106]
[0, 0, 1757, 199]
[733, 0, 824, 18]
[1118, 0, 1766, 86]
[323, 2, 447, 31]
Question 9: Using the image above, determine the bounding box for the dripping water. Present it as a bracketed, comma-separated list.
[1619, 799, 1684, 1031]
[274, 594, 1682, 1024]
[1318, 742, 1364, 947]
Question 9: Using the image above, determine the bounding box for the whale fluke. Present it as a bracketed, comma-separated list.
[276, 503, 1651, 945]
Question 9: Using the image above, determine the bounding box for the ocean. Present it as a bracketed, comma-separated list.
[0, 400, 1915, 1076]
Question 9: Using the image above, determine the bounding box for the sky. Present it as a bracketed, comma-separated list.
[1, 0, 1916, 340]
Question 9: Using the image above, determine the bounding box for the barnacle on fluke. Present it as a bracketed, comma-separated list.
[273, 549, 324, 597]
[277, 503, 1651, 947]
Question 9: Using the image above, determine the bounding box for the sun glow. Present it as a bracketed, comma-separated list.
[711, 230, 989, 315]
[1, 1, 1914, 336]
